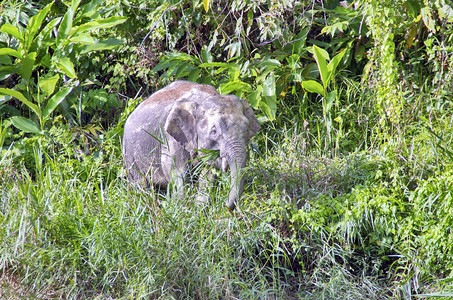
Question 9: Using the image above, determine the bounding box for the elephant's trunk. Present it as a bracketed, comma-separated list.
[224, 141, 247, 211]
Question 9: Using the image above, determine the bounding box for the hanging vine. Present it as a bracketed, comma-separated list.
[364, 0, 404, 128]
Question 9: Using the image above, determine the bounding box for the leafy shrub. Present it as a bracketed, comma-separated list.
[0, 0, 126, 133]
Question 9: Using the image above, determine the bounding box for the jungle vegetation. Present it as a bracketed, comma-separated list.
[1, 0, 453, 298]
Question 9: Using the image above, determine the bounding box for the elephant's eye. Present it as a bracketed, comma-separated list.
[210, 126, 218, 137]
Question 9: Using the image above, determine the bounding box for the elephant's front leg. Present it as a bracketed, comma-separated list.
[161, 140, 192, 199]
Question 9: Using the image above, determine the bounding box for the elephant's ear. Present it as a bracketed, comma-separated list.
[165, 100, 198, 149]
[241, 99, 260, 141]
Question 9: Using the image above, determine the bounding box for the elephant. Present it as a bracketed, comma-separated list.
[122, 80, 260, 210]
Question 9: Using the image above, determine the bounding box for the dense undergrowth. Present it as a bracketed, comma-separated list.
[2, 0, 453, 299]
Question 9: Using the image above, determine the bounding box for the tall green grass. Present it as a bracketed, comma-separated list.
[2, 87, 453, 298]
[0, 135, 302, 298]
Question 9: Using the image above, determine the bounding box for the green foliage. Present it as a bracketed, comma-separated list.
[408, 168, 453, 278]
[0, 0, 126, 133]
[2, 0, 453, 298]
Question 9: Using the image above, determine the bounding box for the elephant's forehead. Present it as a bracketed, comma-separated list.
[204, 105, 248, 127]
[204, 106, 241, 119]
[204, 97, 242, 113]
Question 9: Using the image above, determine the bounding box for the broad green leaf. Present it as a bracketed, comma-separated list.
[326, 49, 346, 86]
[248, 85, 262, 109]
[301, 80, 325, 96]
[70, 16, 127, 37]
[25, 3, 53, 51]
[0, 88, 41, 117]
[203, 0, 210, 12]
[29, 18, 61, 54]
[80, 38, 123, 54]
[70, 33, 95, 44]
[261, 72, 277, 120]
[10, 116, 41, 134]
[166, 52, 199, 63]
[259, 100, 277, 121]
[58, 8, 75, 43]
[19, 52, 37, 84]
[43, 87, 72, 120]
[38, 74, 60, 96]
[54, 57, 77, 78]
[312, 45, 329, 90]
[57, 0, 81, 44]
[91, 16, 128, 28]
[328, 49, 346, 74]
[0, 88, 27, 103]
[0, 48, 21, 58]
[219, 81, 251, 95]
[312, 45, 330, 61]
[0, 24, 23, 43]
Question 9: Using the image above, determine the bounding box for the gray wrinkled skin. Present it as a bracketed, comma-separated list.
[123, 81, 260, 210]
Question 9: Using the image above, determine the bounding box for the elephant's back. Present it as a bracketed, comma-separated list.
[140, 80, 219, 107]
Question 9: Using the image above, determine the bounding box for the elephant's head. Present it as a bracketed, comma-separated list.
[164, 92, 260, 210]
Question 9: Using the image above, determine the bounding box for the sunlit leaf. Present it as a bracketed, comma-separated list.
[80, 38, 123, 54]
[312, 45, 329, 90]
[70, 33, 95, 44]
[18, 52, 37, 84]
[0, 48, 21, 58]
[38, 74, 60, 96]
[25, 3, 53, 50]
[54, 57, 77, 78]
[327, 48, 346, 85]
[301, 80, 325, 96]
[219, 81, 251, 96]
[0, 24, 23, 43]
[261, 72, 277, 120]
[58, 7, 75, 43]
[203, 0, 210, 12]
[70, 16, 127, 37]
[248, 85, 262, 109]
